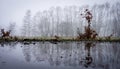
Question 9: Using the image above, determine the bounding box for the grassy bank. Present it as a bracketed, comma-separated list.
[0, 36, 120, 42]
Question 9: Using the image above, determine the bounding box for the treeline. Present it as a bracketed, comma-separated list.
[21, 2, 120, 37]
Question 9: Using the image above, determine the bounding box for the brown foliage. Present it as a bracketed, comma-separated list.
[54, 35, 60, 39]
[81, 9, 93, 24]
[76, 33, 86, 39]
[1, 29, 11, 38]
[85, 9, 93, 24]
[91, 30, 98, 39]
[77, 9, 98, 40]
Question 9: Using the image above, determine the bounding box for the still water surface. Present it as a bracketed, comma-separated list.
[0, 41, 120, 69]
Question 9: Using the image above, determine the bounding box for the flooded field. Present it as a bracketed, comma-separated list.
[0, 41, 120, 69]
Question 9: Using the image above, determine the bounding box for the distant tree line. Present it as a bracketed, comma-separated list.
[20, 2, 120, 37]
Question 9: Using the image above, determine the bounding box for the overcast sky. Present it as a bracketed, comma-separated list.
[0, 0, 119, 28]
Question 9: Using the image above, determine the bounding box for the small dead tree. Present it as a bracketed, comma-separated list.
[54, 35, 60, 40]
[77, 9, 98, 39]
[1, 29, 11, 38]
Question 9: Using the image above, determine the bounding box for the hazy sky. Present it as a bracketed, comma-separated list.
[0, 0, 119, 28]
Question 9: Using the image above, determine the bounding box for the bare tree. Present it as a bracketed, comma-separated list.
[22, 10, 32, 37]
[20, 2, 120, 38]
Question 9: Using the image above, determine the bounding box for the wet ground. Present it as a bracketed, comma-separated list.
[0, 41, 120, 69]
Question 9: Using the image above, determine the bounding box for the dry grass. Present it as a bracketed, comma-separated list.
[0, 36, 120, 42]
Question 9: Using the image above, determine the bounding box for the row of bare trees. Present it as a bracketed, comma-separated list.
[20, 2, 120, 38]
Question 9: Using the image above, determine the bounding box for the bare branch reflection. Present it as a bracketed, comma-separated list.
[20, 42, 120, 69]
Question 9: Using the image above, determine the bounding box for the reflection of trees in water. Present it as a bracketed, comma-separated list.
[91, 42, 120, 69]
[113, 43, 120, 66]
[80, 42, 95, 68]
[22, 44, 32, 62]
[0, 42, 17, 48]
[32, 42, 50, 62]
[21, 42, 120, 69]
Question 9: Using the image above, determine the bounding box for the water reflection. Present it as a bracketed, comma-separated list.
[80, 42, 95, 68]
[0, 41, 17, 47]
[0, 41, 120, 69]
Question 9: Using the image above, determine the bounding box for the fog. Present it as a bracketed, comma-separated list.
[0, 0, 117, 26]
[0, 0, 120, 36]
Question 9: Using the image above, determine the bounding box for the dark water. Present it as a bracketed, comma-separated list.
[0, 41, 120, 69]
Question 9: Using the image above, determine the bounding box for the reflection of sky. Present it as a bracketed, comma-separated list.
[0, 42, 120, 69]
[0, 0, 118, 27]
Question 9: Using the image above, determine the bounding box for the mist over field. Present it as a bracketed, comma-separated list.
[1, 1, 120, 69]
[0, 0, 119, 37]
